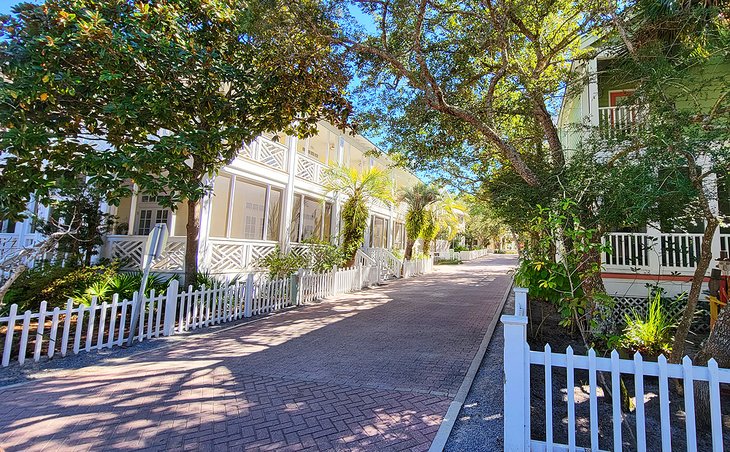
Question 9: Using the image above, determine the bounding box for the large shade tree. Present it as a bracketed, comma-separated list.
[303, 0, 611, 301]
[0, 0, 352, 283]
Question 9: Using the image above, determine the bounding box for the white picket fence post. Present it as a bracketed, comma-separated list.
[514, 287, 528, 316]
[163, 279, 179, 336]
[243, 273, 253, 317]
[502, 287, 530, 452]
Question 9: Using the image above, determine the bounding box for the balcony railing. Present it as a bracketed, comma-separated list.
[598, 105, 646, 140]
[240, 136, 288, 172]
[602, 231, 730, 274]
[296, 154, 327, 185]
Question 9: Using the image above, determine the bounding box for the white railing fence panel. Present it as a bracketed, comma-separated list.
[502, 287, 730, 452]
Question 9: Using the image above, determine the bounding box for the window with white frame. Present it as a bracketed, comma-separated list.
[135, 196, 170, 235]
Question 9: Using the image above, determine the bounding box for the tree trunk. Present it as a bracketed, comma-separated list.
[184, 198, 201, 287]
[693, 304, 730, 426]
[670, 218, 719, 363]
[405, 237, 415, 260]
[0, 263, 27, 309]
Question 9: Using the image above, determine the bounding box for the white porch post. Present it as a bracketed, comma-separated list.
[501, 289, 530, 451]
[704, 166, 722, 267]
[387, 206, 394, 249]
[587, 58, 599, 127]
[281, 134, 299, 252]
[128, 184, 139, 236]
[646, 224, 662, 274]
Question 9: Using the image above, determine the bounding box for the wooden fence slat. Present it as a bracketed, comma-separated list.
[683, 356, 698, 452]
[610, 350, 622, 452]
[118, 299, 129, 345]
[2, 304, 18, 367]
[33, 300, 48, 361]
[544, 344, 553, 449]
[657, 354, 672, 451]
[566, 346, 576, 452]
[61, 299, 72, 357]
[73, 305, 85, 355]
[154, 293, 163, 338]
[18, 310, 32, 365]
[85, 298, 97, 352]
[588, 348, 599, 451]
[146, 291, 156, 340]
[48, 307, 60, 358]
[707, 359, 723, 452]
[97, 301, 108, 350]
[108, 296, 119, 349]
[634, 352, 647, 452]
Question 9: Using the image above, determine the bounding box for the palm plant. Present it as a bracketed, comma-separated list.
[400, 183, 440, 260]
[324, 166, 393, 265]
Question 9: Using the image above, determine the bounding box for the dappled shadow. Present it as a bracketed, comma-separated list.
[0, 255, 515, 451]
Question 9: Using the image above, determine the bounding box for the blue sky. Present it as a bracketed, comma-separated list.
[0, 0, 26, 14]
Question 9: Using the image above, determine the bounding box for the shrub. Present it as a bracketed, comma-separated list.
[256, 246, 307, 279]
[303, 239, 345, 273]
[194, 270, 241, 289]
[621, 293, 676, 356]
[4, 263, 118, 312]
[436, 258, 462, 265]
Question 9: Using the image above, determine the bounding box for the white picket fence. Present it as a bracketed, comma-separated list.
[0, 258, 434, 368]
[298, 266, 362, 304]
[502, 287, 730, 452]
[403, 256, 434, 278]
[435, 248, 490, 262]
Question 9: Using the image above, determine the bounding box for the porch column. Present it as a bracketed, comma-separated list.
[587, 58, 599, 127]
[387, 207, 394, 249]
[127, 184, 139, 236]
[330, 135, 346, 245]
[704, 169, 722, 267]
[281, 134, 299, 252]
[645, 224, 662, 274]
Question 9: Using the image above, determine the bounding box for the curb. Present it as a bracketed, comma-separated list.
[428, 276, 514, 452]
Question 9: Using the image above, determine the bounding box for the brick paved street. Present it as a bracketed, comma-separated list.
[0, 255, 515, 451]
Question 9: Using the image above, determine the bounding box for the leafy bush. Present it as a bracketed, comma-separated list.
[514, 258, 578, 306]
[4, 263, 118, 312]
[453, 245, 467, 252]
[436, 258, 462, 265]
[303, 239, 345, 273]
[621, 293, 676, 356]
[194, 270, 242, 289]
[256, 246, 307, 279]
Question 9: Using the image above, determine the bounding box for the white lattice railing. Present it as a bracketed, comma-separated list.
[208, 239, 277, 273]
[240, 136, 288, 172]
[106, 235, 186, 271]
[598, 105, 647, 139]
[296, 154, 327, 185]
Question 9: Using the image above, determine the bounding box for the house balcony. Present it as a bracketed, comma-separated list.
[602, 230, 730, 276]
[239, 135, 327, 186]
[597, 105, 647, 140]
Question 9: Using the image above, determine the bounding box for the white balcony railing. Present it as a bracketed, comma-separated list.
[603, 231, 730, 274]
[598, 105, 647, 139]
[295, 154, 327, 185]
[240, 136, 288, 172]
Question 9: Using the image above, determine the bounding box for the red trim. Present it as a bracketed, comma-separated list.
[609, 90, 635, 107]
[602, 272, 710, 282]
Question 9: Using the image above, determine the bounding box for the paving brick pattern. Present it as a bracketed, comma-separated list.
[0, 256, 515, 451]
